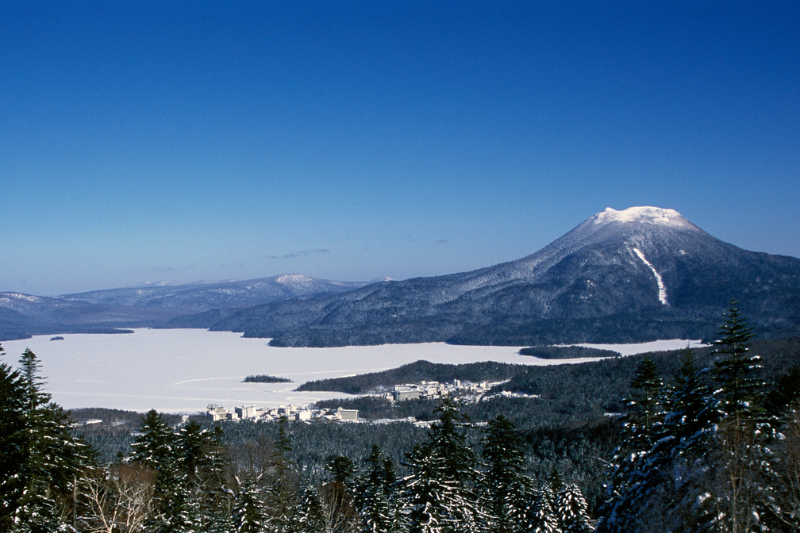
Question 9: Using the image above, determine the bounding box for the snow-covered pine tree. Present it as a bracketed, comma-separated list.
[179, 421, 228, 529]
[596, 356, 665, 533]
[701, 301, 775, 533]
[555, 484, 593, 533]
[8, 348, 93, 532]
[356, 446, 398, 533]
[130, 409, 178, 470]
[401, 398, 482, 533]
[712, 299, 765, 419]
[145, 454, 198, 533]
[626, 355, 665, 450]
[480, 415, 533, 533]
[664, 348, 720, 451]
[527, 484, 559, 533]
[607, 348, 722, 532]
[264, 416, 297, 533]
[232, 475, 268, 533]
[0, 344, 27, 532]
[131, 410, 202, 532]
[290, 484, 326, 533]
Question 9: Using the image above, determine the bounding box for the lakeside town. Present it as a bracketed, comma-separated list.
[203, 378, 539, 425]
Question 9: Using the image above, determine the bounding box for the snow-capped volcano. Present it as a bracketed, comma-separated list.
[215, 206, 800, 347]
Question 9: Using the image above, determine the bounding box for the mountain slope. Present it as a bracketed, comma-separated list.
[213, 207, 800, 346]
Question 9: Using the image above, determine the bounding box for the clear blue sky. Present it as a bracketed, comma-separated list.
[2, 1, 799, 296]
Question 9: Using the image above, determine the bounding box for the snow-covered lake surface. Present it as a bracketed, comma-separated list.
[0, 329, 704, 413]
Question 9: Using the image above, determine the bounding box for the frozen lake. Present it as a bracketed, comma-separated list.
[0, 329, 703, 413]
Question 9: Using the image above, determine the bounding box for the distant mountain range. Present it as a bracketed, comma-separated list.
[0, 275, 368, 341]
[3, 207, 799, 345]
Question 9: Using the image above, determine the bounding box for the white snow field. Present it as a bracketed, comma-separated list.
[1, 329, 704, 413]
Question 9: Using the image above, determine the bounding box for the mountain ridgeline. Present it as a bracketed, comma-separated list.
[0, 275, 369, 341]
[2, 207, 799, 345]
[212, 207, 800, 346]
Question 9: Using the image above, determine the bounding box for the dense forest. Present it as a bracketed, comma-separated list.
[1, 302, 799, 531]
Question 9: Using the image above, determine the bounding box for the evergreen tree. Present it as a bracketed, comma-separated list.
[597, 356, 665, 533]
[291, 485, 326, 533]
[130, 409, 177, 469]
[555, 484, 593, 533]
[264, 416, 297, 532]
[596, 304, 782, 533]
[8, 348, 93, 532]
[180, 422, 228, 528]
[623, 348, 721, 532]
[131, 410, 200, 532]
[145, 454, 197, 533]
[401, 398, 481, 533]
[547, 469, 563, 495]
[527, 484, 558, 533]
[232, 475, 268, 533]
[356, 445, 401, 533]
[701, 301, 776, 532]
[626, 355, 665, 449]
[664, 348, 720, 449]
[712, 299, 764, 418]
[480, 415, 532, 533]
[0, 344, 26, 531]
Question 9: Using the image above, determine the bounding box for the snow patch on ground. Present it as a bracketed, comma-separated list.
[2, 329, 703, 413]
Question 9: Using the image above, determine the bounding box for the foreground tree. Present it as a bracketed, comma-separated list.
[4, 347, 94, 532]
[291, 484, 326, 533]
[555, 484, 593, 533]
[0, 344, 26, 531]
[527, 484, 558, 533]
[597, 300, 792, 532]
[712, 299, 764, 419]
[596, 355, 665, 532]
[401, 398, 481, 533]
[355, 446, 402, 533]
[78, 463, 156, 533]
[480, 415, 533, 533]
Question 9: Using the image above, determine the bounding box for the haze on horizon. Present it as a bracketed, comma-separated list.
[2, 2, 799, 296]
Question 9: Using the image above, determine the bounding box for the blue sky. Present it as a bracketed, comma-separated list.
[2, 1, 799, 296]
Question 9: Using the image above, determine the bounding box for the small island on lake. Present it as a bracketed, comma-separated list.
[243, 374, 292, 383]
